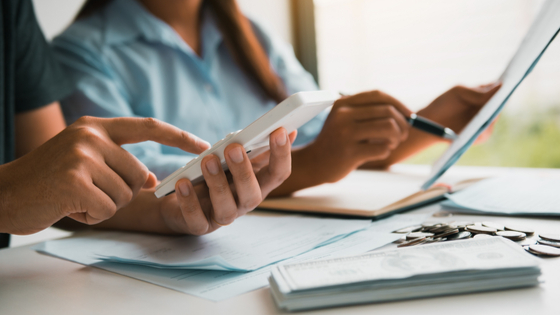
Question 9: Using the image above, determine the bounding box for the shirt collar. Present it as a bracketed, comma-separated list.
[104, 0, 224, 60]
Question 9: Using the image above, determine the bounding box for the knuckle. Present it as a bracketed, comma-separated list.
[181, 202, 198, 214]
[367, 89, 385, 99]
[269, 167, 291, 186]
[180, 131, 193, 145]
[119, 188, 134, 206]
[451, 86, 465, 94]
[74, 125, 104, 144]
[211, 181, 230, 195]
[68, 146, 95, 167]
[379, 105, 391, 114]
[190, 225, 208, 236]
[373, 144, 392, 159]
[241, 195, 262, 211]
[332, 106, 351, 119]
[131, 168, 149, 189]
[386, 105, 399, 116]
[332, 98, 346, 108]
[142, 117, 160, 129]
[389, 118, 400, 131]
[100, 203, 118, 220]
[75, 115, 95, 126]
[236, 169, 254, 183]
[383, 118, 399, 132]
[66, 168, 87, 185]
[215, 211, 237, 225]
[381, 149, 391, 159]
[369, 90, 381, 97]
[381, 143, 392, 153]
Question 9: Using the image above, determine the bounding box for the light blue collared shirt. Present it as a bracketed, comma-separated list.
[53, 0, 325, 179]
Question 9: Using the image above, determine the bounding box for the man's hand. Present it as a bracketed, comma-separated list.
[0, 116, 210, 234]
[157, 128, 296, 235]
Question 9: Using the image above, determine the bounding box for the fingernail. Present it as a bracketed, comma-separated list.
[206, 158, 219, 175]
[276, 131, 287, 146]
[200, 140, 211, 149]
[178, 181, 190, 196]
[228, 146, 244, 164]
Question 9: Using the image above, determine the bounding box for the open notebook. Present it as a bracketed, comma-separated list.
[259, 168, 481, 218]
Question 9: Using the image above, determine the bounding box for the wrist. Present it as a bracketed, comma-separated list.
[269, 144, 330, 197]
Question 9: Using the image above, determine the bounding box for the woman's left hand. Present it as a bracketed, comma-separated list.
[157, 128, 297, 235]
[419, 82, 502, 141]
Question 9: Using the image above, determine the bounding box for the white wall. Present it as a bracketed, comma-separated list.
[32, 0, 86, 40]
[237, 0, 293, 44]
[33, 0, 293, 43]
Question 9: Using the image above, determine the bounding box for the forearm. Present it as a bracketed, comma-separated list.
[268, 144, 341, 197]
[268, 149, 313, 197]
[15, 102, 66, 157]
[90, 190, 175, 234]
[53, 191, 171, 233]
[0, 164, 16, 233]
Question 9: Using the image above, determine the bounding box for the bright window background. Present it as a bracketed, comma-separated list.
[314, 0, 560, 167]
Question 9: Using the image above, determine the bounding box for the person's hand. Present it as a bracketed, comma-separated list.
[158, 128, 296, 235]
[298, 90, 412, 184]
[0, 116, 210, 234]
[418, 83, 502, 140]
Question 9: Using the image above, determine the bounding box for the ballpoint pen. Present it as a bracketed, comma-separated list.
[407, 113, 458, 140]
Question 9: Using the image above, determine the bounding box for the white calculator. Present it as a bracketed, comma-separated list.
[154, 90, 339, 198]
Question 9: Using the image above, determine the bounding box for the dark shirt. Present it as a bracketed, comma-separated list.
[0, 0, 73, 248]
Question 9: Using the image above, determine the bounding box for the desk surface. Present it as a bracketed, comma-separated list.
[2, 166, 560, 315]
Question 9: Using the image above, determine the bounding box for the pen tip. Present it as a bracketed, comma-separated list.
[444, 128, 458, 140]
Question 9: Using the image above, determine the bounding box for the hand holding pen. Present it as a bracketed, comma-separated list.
[339, 92, 458, 141]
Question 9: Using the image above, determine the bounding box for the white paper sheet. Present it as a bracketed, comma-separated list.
[40, 215, 371, 272]
[35, 213, 429, 301]
[443, 175, 560, 216]
[422, 0, 560, 189]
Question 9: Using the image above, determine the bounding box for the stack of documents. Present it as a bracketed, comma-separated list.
[442, 174, 560, 216]
[38, 214, 425, 301]
[269, 237, 540, 312]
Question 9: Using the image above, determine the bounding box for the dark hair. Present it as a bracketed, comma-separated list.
[75, 0, 287, 103]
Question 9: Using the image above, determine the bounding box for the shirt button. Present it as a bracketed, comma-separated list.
[204, 84, 213, 93]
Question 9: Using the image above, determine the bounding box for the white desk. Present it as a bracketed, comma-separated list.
[1, 166, 560, 315]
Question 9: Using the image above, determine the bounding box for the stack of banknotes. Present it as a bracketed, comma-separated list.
[269, 237, 540, 312]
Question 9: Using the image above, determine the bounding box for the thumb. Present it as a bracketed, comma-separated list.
[288, 130, 297, 144]
[143, 171, 158, 189]
[459, 82, 502, 106]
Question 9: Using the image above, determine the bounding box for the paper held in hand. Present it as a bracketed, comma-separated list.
[269, 237, 541, 312]
[422, 0, 560, 190]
